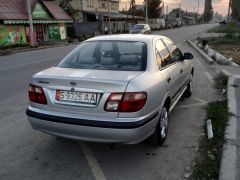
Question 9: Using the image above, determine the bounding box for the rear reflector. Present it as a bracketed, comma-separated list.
[28, 84, 47, 105]
[104, 92, 147, 112]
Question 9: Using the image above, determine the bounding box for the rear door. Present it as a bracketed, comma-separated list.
[171, 47, 190, 87]
[162, 38, 188, 96]
[155, 39, 181, 101]
[162, 37, 191, 88]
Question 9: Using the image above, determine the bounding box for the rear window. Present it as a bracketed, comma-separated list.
[58, 41, 147, 71]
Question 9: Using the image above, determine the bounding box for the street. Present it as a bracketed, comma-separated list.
[0, 24, 220, 180]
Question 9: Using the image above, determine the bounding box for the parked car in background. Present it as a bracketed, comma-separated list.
[26, 35, 194, 146]
[130, 24, 151, 34]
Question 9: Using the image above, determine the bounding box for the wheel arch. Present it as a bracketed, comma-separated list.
[191, 67, 194, 76]
[163, 96, 171, 112]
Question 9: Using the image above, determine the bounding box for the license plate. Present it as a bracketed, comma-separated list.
[56, 90, 98, 105]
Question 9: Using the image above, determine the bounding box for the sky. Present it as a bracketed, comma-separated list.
[120, 0, 229, 16]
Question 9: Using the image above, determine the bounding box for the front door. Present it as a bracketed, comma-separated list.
[35, 25, 44, 42]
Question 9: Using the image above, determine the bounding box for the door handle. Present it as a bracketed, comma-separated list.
[167, 77, 171, 83]
[180, 69, 183, 74]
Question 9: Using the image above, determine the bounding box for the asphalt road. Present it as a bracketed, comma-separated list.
[0, 24, 219, 180]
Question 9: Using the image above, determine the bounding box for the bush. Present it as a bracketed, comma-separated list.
[78, 36, 85, 42]
[209, 23, 240, 34]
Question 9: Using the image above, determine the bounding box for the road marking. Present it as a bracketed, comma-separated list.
[204, 72, 214, 84]
[176, 103, 207, 109]
[194, 57, 204, 69]
[80, 142, 107, 180]
[0, 56, 63, 71]
[176, 97, 208, 109]
[221, 69, 231, 76]
[193, 97, 208, 104]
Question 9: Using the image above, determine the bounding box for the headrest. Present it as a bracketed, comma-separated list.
[101, 57, 116, 65]
[79, 57, 97, 64]
[119, 55, 139, 65]
[102, 50, 114, 58]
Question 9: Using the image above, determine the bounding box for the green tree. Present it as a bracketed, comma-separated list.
[203, 0, 213, 22]
[231, 0, 240, 21]
[168, 8, 185, 18]
[147, 0, 162, 18]
[57, 0, 78, 20]
[127, 6, 145, 17]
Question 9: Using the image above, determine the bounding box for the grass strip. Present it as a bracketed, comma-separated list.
[214, 75, 228, 91]
[208, 23, 240, 34]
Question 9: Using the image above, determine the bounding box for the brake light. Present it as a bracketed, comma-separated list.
[28, 84, 47, 105]
[104, 92, 147, 112]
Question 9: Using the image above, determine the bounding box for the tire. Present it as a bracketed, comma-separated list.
[148, 106, 169, 146]
[184, 74, 193, 97]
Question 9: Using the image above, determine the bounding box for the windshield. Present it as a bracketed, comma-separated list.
[132, 25, 144, 30]
[58, 41, 147, 71]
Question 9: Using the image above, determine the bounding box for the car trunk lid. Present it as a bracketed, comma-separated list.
[31, 67, 143, 119]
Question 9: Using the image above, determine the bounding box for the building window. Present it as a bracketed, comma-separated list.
[86, 0, 94, 7]
[111, 3, 117, 10]
[100, 0, 107, 9]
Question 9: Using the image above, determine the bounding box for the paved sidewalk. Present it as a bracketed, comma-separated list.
[0, 40, 79, 56]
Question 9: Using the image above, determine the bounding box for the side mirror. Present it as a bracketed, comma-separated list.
[183, 52, 194, 60]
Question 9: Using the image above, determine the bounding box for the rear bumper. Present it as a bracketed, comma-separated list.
[26, 108, 159, 144]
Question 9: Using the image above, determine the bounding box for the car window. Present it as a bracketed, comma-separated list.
[162, 38, 175, 52]
[58, 41, 147, 71]
[155, 40, 173, 68]
[171, 48, 183, 62]
[59, 42, 98, 64]
[133, 25, 144, 30]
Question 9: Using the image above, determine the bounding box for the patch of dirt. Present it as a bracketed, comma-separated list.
[209, 44, 240, 65]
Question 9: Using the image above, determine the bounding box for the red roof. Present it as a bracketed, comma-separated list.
[0, 0, 72, 20]
[42, 1, 72, 20]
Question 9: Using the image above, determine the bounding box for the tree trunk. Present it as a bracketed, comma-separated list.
[231, 0, 240, 21]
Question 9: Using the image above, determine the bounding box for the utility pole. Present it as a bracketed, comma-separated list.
[27, 0, 35, 47]
[198, 0, 199, 14]
[228, 0, 232, 19]
[166, 5, 168, 19]
[145, 0, 148, 23]
[179, 3, 181, 18]
[131, 0, 135, 24]
[162, 1, 165, 17]
[107, 0, 111, 34]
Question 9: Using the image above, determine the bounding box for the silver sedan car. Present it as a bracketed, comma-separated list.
[26, 35, 194, 146]
[130, 24, 151, 34]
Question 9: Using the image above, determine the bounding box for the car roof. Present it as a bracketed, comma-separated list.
[86, 34, 169, 44]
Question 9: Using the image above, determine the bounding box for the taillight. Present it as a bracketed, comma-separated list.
[28, 84, 47, 105]
[104, 92, 147, 112]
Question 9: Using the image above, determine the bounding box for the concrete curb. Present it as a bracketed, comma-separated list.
[0, 42, 79, 55]
[186, 40, 215, 64]
[219, 75, 238, 180]
[187, 40, 239, 67]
